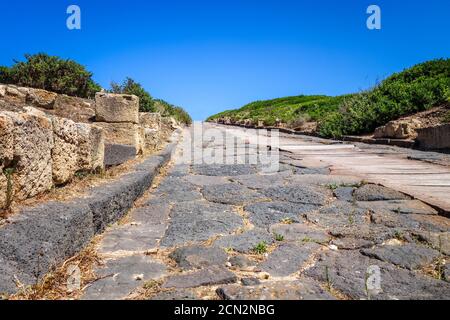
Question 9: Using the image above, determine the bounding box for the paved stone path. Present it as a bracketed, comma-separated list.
[82, 125, 450, 300]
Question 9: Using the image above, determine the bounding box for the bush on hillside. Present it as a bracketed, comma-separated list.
[318, 59, 450, 138]
[154, 99, 192, 125]
[110, 77, 155, 112]
[0, 53, 101, 98]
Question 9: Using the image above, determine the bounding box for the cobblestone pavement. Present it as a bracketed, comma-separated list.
[82, 125, 450, 300]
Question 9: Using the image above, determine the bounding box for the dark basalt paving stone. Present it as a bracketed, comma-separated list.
[269, 223, 330, 244]
[201, 183, 265, 205]
[167, 164, 191, 177]
[287, 174, 362, 188]
[333, 187, 355, 202]
[259, 242, 321, 277]
[261, 185, 333, 205]
[169, 245, 228, 270]
[358, 200, 438, 215]
[131, 203, 171, 225]
[150, 289, 199, 300]
[306, 201, 370, 230]
[184, 175, 230, 187]
[245, 202, 316, 228]
[306, 250, 450, 300]
[241, 278, 261, 286]
[155, 177, 198, 194]
[371, 211, 450, 234]
[444, 264, 450, 282]
[214, 229, 275, 253]
[231, 173, 290, 190]
[192, 164, 258, 176]
[160, 201, 243, 247]
[413, 231, 450, 256]
[228, 255, 256, 268]
[331, 237, 374, 250]
[162, 266, 237, 289]
[216, 279, 335, 300]
[353, 184, 411, 201]
[83, 255, 167, 300]
[360, 243, 440, 270]
[98, 223, 166, 254]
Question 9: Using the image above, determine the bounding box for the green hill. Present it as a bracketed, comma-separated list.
[207, 59, 450, 138]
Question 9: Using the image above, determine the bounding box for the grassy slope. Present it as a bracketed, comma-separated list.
[208, 59, 450, 137]
[207, 94, 353, 126]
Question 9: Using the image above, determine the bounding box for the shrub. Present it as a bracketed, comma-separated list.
[318, 59, 450, 138]
[0, 53, 101, 98]
[110, 77, 155, 112]
[154, 99, 192, 125]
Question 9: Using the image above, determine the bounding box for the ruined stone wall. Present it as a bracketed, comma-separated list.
[0, 106, 105, 209]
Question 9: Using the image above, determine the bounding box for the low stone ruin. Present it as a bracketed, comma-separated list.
[0, 106, 105, 209]
[0, 84, 180, 210]
[374, 119, 422, 139]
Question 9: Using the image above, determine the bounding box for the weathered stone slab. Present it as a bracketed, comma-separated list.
[201, 183, 265, 205]
[269, 223, 330, 244]
[354, 184, 411, 201]
[6, 110, 54, 200]
[241, 278, 261, 286]
[261, 184, 332, 205]
[245, 202, 316, 228]
[217, 279, 335, 300]
[0, 113, 14, 163]
[139, 112, 161, 130]
[169, 245, 228, 270]
[95, 92, 139, 124]
[151, 289, 199, 300]
[26, 88, 57, 109]
[184, 175, 229, 187]
[161, 201, 243, 247]
[260, 242, 321, 277]
[52, 116, 79, 184]
[306, 250, 450, 300]
[333, 187, 355, 202]
[0, 201, 94, 293]
[76, 123, 105, 172]
[87, 170, 155, 232]
[83, 255, 166, 300]
[416, 124, 450, 150]
[230, 172, 290, 189]
[98, 223, 166, 254]
[361, 243, 440, 270]
[104, 144, 137, 166]
[358, 200, 438, 215]
[229, 255, 256, 269]
[131, 203, 171, 225]
[193, 164, 258, 176]
[95, 122, 143, 154]
[413, 232, 450, 256]
[287, 174, 362, 187]
[162, 266, 237, 289]
[214, 229, 274, 253]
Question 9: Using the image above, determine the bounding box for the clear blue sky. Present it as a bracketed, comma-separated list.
[1, 0, 449, 120]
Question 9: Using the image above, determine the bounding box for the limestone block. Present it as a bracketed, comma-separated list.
[0, 163, 7, 209]
[7, 110, 54, 200]
[26, 88, 58, 109]
[0, 85, 5, 97]
[95, 93, 139, 124]
[52, 116, 79, 185]
[94, 122, 143, 154]
[0, 112, 14, 164]
[4, 86, 26, 104]
[374, 120, 421, 139]
[139, 112, 161, 130]
[54, 95, 96, 123]
[77, 124, 105, 172]
[416, 124, 450, 149]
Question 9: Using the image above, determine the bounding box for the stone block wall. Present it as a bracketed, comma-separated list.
[0, 107, 105, 209]
[416, 124, 450, 150]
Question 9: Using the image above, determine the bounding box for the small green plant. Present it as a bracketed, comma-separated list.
[253, 241, 268, 255]
[302, 236, 313, 243]
[274, 234, 285, 242]
[394, 230, 405, 241]
[143, 280, 159, 290]
[327, 183, 339, 190]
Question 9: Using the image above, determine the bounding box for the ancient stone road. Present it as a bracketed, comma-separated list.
[82, 124, 450, 300]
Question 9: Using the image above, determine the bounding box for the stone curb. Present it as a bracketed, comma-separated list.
[0, 130, 180, 294]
